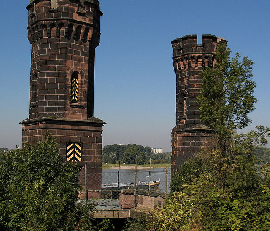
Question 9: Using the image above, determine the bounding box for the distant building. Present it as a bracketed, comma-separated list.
[152, 148, 162, 154]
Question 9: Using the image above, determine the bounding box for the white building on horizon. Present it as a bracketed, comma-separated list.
[152, 148, 162, 154]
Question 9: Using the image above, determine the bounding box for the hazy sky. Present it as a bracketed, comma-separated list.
[1, 0, 270, 151]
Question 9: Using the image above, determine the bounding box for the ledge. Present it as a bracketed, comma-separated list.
[172, 124, 213, 133]
[70, 103, 85, 109]
[94, 209, 131, 219]
[20, 116, 106, 126]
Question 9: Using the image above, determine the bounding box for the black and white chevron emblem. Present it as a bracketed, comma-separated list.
[66, 143, 82, 162]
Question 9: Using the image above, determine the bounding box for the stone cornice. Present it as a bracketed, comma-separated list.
[20, 116, 106, 126]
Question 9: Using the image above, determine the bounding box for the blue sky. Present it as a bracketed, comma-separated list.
[1, 0, 270, 151]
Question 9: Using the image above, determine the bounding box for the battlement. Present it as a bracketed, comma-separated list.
[28, 0, 101, 17]
[171, 34, 225, 129]
[171, 34, 226, 57]
[27, 0, 102, 46]
[29, 0, 100, 7]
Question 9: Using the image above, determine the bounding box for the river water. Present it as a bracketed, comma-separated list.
[102, 167, 171, 193]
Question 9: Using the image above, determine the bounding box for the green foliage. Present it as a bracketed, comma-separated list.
[151, 127, 270, 230]
[254, 147, 270, 164]
[0, 148, 8, 152]
[95, 219, 116, 230]
[0, 136, 97, 231]
[146, 44, 270, 230]
[148, 191, 203, 230]
[170, 153, 207, 192]
[122, 146, 145, 165]
[102, 144, 124, 164]
[75, 217, 117, 231]
[102, 144, 170, 165]
[123, 215, 149, 231]
[151, 152, 171, 164]
[197, 43, 257, 150]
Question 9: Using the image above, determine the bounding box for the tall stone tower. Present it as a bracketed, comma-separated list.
[21, 0, 104, 198]
[171, 34, 226, 174]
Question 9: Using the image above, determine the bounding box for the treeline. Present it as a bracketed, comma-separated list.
[254, 146, 270, 163]
[102, 144, 171, 165]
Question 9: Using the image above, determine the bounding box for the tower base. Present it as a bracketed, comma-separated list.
[171, 126, 214, 175]
[21, 117, 105, 199]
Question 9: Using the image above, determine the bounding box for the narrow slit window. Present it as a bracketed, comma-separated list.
[30, 72, 38, 108]
[71, 72, 79, 103]
[73, 25, 82, 41]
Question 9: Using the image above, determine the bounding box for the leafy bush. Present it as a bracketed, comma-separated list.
[0, 136, 96, 230]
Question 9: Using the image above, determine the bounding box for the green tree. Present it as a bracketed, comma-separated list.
[197, 43, 257, 151]
[145, 44, 270, 230]
[149, 127, 270, 231]
[151, 152, 171, 164]
[122, 146, 140, 164]
[135, 152, 146, 165]
[102, 144, 151, 165]
[0, 136, 96, 231]
[196, 43, 258, 190]
[102, 151, 117, 164]
[0, 148, 8, 152]
[254, 146, 270, 164]
[103, 144, 125, 162]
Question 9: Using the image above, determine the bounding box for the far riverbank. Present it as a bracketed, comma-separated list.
[102, 163, 171, 170]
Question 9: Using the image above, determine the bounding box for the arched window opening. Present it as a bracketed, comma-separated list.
[34, 25, 39, 41]
[82, 27, 89, 43]
[58, 23, 65, 38]
[48, 24, 56, 38]
[39, 24, 46, 38]
[66, 24, 73, 40]
[73, 25, 82, 41]
[40, 24, 47, 38]
[204, 56, 209, 67]
[71, 72, 79, 103]
[51, 25, 57, 38]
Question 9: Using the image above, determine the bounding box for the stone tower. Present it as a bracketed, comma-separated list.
[21, 0, 104, 198]
[171, 34, 226, 174]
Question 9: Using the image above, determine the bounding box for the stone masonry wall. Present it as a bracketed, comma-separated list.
[27, 0, 102, 119]
[22, 119, 103, 194]
[22, 0, 104, 198]
[171, 35, 226, 173]
[171, 128, 215, 174]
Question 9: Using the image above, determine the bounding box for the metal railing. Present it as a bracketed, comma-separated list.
[84, 166, 171, 210]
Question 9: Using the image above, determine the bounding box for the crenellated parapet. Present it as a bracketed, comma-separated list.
[171, 34, 226, 129]
[171, 34, 226, 72]
[27, 0, 102, 47]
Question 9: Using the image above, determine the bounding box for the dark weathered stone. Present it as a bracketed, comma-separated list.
[171, 34, 227, 174]
[22, 0, 104, 198]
